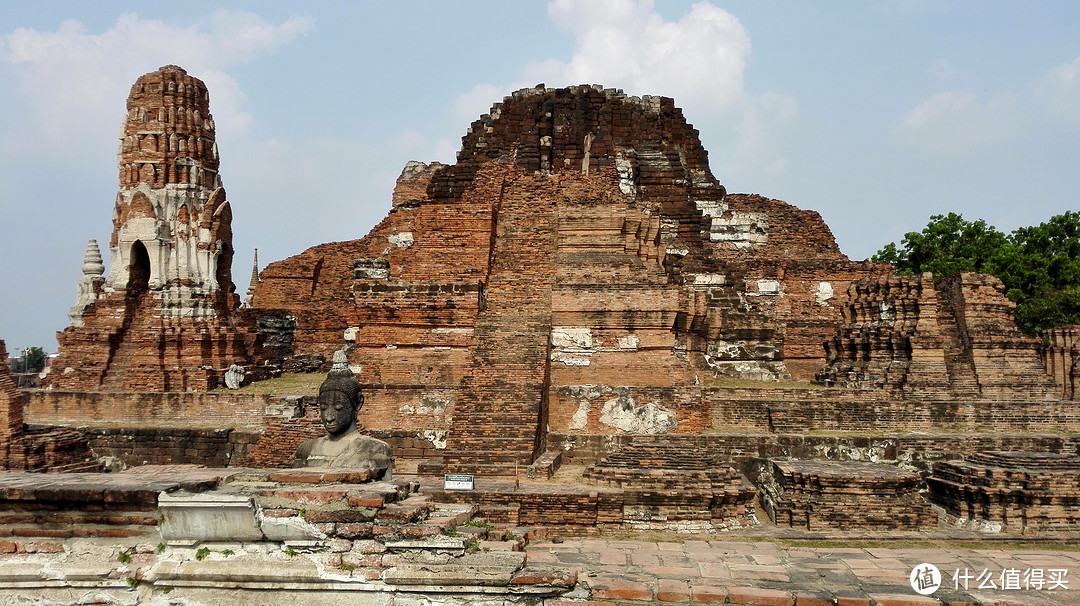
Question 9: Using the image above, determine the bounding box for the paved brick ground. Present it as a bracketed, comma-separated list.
[528, 538, 1080, 605]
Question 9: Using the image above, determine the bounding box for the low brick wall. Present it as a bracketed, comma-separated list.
[78, 426, 262, 469]
[24, 391, 278, 429]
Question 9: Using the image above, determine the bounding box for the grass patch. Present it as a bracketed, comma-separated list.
[213, 372, 323, 396]
[464, 519, 496, 531]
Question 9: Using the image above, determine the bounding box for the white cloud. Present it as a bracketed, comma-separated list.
[0, 11, 315, 146]
[451, 0, 789, 179]
[893, 90, 1024, 153]
[1038, 55, 1080, 128]
[433, 139, 458, 164]
[730, 91, 799, 176]
[455, 82, 508, 125]
[548, 0, 750, 111]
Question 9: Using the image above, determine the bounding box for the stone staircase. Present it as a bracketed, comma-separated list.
[439, 180, 558, 475]
[934, 290, 982, 397]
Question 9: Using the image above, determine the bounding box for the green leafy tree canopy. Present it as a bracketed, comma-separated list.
[873, 211, 1080, 335]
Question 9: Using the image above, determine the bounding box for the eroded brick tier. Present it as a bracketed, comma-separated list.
[816, 273, 1058, 400]
[250, 85, 887, 471]
[1041, 325, 1079, 400]
[929, 451, 1080, 533]
[761, 460, 936, 531]
[582, 440, 756, 529]
[45, 66, 259, 392]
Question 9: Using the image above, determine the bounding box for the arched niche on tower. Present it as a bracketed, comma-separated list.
[127, 240, 151, 297]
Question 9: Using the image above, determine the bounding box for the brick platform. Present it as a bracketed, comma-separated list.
[930, 451, 1080, 533]
[762, 461, 936, 531]
[583, 440, 757, 529]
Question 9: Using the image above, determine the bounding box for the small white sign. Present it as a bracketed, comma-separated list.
[444, 474, 474, 491]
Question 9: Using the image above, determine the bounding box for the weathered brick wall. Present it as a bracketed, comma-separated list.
[1, 340, 99, 472]
[235, 410, 323, 468]
[358, 385, 455, 434]
[715, 195, 893, 379]
[939, 273, 1059, 400]
[549, 431, 1080, 476]
[549, 385, 1080, 437]
[763, 461, 935, 531]
[930, 451, 1080, 532]
[1042, 325, 1079, 400]
[24, 391, 275, 429]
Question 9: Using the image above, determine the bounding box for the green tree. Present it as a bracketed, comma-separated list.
[873, 211, 1080, 335]
[22, 346, 47, 373]
[871, 213, 1007, 276]
[996, 211, 1080, 334]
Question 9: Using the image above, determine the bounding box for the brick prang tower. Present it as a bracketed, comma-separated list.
[47, 65, 257, 392]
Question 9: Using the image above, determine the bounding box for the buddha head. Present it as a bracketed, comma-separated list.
[317, 350, 363, 437]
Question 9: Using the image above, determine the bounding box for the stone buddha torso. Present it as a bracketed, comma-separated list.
[294, 352, 393, 479]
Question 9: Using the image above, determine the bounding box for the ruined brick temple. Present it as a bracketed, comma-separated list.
[12, 68, 1080, 550]
[45, 66, 259, 392]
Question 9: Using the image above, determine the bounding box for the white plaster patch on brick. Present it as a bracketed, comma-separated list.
[551, 327, 595, 365]
[879, 300, 896, 324]
[348, 364, 363, 376]
[754, 279, 781, 296]
[689, 273, 726, 285]
[599, 397, 676, 434]
[695, 200, 769, 249]
[388, 232, 414, 248]
[354, 258, 390, 280]
[615, 152, 637, 196]
[418, 392, 450, 416]
[617, 335, 640, 350]
[569, 400, 591, 430]
[419, 429, 447, 450]
[343, 326, 359, 342]
[814, 281, 834, 306]
[551, 327, 593, 349]
[695, 199, 726, 218]
[666, 246, 689, 256]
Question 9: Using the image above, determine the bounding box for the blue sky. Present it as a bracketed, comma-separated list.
[1, 1, 1078, 353]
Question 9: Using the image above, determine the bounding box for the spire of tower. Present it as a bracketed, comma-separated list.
[245, 248, 259, 308]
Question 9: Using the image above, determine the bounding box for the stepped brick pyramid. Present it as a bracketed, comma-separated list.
[929, 451, 1080, 533]
[251, 84, 889, 473]
[762, 460, 936, 531]
[46, 66, 259, 392]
